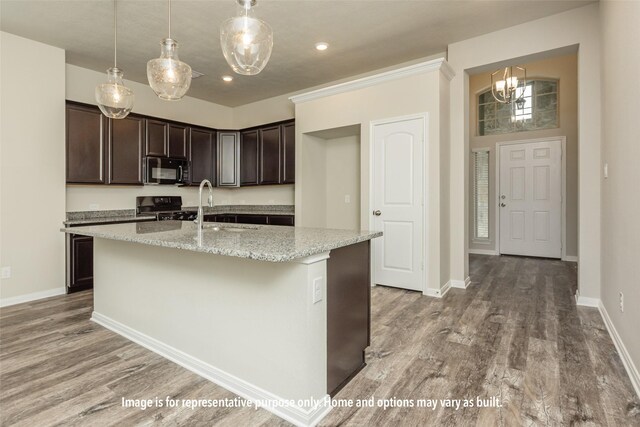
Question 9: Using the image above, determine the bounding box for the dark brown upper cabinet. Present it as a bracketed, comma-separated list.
[240, 130, 259, 186]
[169, 124, 188, 159]
[281, 122, 295, 184]
[108, 114, 144, 185]
[66, 103, 106, 184]
[145, 119, 168, 157]
[189, 127, 216, 186]
[258, 125, 281, 185]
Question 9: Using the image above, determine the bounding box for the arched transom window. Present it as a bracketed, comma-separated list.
[478, 79, 559, 136]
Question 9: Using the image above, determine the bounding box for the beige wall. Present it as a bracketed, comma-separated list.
[0, 32, 66, 302]
[232, 94, 294, 129]
[448, 4, 602, 299]
[325, 135, 361, 230]
[600, 0, 640, 386]
[293, 61, 451, 293]
[468, 53, 578, 258]
[65, 64, 294, 211]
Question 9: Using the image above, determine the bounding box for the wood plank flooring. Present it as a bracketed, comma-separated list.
[1, 255, 638, 426]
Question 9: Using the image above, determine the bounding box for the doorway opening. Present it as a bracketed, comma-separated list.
[299, 125, 361, 230]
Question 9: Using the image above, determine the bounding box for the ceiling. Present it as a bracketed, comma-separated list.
[0, 0, 593, 107]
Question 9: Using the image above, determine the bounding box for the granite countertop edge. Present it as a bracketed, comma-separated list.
[65, 205, 295, 226]
[60, 226, 382, 263]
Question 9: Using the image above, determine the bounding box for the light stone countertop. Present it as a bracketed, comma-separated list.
[61, 221, 382, 262]
[64, 215, 157, 226]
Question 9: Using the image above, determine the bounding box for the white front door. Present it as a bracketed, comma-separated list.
[499, 139, 562, 258]
[372, 117, 424, 292]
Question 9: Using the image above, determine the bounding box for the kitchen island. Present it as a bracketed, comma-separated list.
[62, 221, 381, 426]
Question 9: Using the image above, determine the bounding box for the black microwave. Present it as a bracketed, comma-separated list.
[143, 156, 190, 185]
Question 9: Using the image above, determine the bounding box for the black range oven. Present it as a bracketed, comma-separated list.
[136, 196, 197, 221]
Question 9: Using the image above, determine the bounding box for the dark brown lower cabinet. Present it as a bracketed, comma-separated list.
[67, 234, 93, 293]
[267, 215, 295, 226]
[236, 215, 269, 224]
[204, 214, 294, 225]
[326, 241, 371, 396]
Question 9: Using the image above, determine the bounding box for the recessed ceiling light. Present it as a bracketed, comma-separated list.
[222, 75, 234, 82]
[315, 42, 329, 51]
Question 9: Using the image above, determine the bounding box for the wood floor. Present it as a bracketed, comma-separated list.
[1, 255, 638, 426]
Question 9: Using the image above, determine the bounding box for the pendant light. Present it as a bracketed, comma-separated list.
[95, 0, 134, 119]
[490, 66, 526, 104]
[147, 0, 192, 100]
[220, 0, 273, 76]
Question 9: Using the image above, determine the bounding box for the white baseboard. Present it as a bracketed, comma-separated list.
[598, 302, 640, 399]
[563, 255, 578, 262]
[575, 291, 600, 308]
[424, 281, 451, 298]
[91, 312, 331, 427]
[451, 276, 471, 289]
[0, 287, 66, 308]
[468, 249, 498, 256]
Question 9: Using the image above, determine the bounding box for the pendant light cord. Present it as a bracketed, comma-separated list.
[113, 0, 117, 68]
[168, 0, 171, 39]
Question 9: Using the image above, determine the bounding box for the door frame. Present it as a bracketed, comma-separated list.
[369, 113, 429, 293]
[495, 136, 567, 260]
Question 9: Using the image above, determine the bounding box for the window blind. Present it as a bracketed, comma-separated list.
[473, 151, 490, 240]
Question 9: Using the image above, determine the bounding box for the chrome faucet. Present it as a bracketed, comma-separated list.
[195, 179, 214, 233]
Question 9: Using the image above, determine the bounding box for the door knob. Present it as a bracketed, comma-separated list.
[373, 210, 382, 216]
[500, 203, 506, 207]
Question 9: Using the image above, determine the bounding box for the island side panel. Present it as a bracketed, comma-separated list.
[326, 240, 371, 396]
[92, 238, 327, 409]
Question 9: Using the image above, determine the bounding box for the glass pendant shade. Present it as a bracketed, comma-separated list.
[220, 1, 273, 76]
[95, 67, 135, 119]
[147, 38, 192, 100]
[95, 0, 134, 119]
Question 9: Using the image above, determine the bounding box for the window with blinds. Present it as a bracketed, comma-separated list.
[473, 150, 490, 241]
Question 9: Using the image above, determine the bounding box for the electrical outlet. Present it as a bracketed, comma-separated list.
[89, 203, 100, 210]
[344, 195, 351, 203]
[1, 267, 11, 279]
[619, 292, 624, 312]
[312, 277, 323, 304]
[604, 163, 609, 179]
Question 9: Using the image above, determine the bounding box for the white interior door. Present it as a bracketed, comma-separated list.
[372, 117, 424, 292]
[499, 139, 562, 258]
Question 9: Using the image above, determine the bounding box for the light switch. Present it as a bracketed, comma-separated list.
[604, 163, 608, 179]
[1, 267, 11, 279]
[344, 195, 351, 204]
[312, 277, 323, 304]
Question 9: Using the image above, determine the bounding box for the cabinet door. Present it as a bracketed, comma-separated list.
[268, 215, 295, 226]
[281, 121, 295, 184]
[189, 128, 216, 185]
[109, 114, 144, 184]
[169, 124, 188, 158]
[217, 132, 240, 187]
[240, 130, 259, 186]
[145, 119, 168, 156]
[236, 214, 269, 224]
[216, 214, 237, 223]
[66, 103, 106, 183]
[259, 125, 281, 185]
[69, 234, 93, 292]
